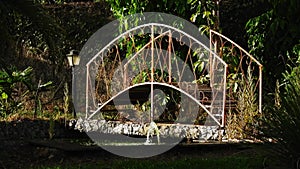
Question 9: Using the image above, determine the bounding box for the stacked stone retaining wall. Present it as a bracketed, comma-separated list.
[0, 119, 83, 139]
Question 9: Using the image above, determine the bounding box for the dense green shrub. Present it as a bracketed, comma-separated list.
[0, 66, 55, 119]
[105, 0, 219, 33]
[246, 0, 300, 87]
[0, 67, 32, 117]
[262, 61, 300, 168]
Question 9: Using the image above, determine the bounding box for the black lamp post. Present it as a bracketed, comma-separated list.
[67, 50, 80, 118]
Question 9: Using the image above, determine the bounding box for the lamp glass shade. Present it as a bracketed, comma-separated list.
[67, 55, 74, 66]
[72, 55, 80, 66]
[67, 50, 80, 66]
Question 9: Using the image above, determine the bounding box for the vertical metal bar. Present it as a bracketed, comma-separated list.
[209, 31, 213, 76]
[150, 25, 154, 122]
[211, 31, 218, 88]
[221, 64, 228, 127]
[124, 66, 127, 88]
[216, 0, 220, 30]
[85, 64, 89, 119]
[168, 31, 172, 83]
[72, 66, 76, 118]
[259, 65, 263, 114]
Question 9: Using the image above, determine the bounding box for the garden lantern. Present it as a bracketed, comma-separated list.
[67, 50, 80, 67]
[67, 50, 80, 118]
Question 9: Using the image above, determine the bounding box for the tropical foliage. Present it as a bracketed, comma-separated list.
[262, 63, 300, 168]
[0, 0, 65, 119]
[0, 0, 63, 64]
[0, 67, 32, 117]
[245, 1, 300, 167]
[0, 1, 111, 118]
[106, 0, 219, 33]
[246, 0, 300, 86]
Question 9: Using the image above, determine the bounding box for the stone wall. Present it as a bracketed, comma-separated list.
[0, 119, 224, 141]
[0, 119, 84, 140]
[75, 118, 224, 141]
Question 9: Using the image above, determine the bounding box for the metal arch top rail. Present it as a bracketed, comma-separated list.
[87, 23, 227, 66]
[209, 29, 263, 115]
[87, 82, 221, 126]
[85, 23, 228, 128]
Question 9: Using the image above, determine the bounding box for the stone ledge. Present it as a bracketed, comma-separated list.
[0, 119, 84, 139]
[75, 118, 225, 141]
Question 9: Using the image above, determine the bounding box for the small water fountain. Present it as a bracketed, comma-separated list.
[144, 121, 160, 145]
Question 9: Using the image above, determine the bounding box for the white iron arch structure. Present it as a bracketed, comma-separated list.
[83, 22, 228, 127]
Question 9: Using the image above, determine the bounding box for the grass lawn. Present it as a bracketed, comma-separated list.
[35, 155, 264, 169]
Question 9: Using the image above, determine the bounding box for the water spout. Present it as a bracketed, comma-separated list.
[145, 121, 160, 145]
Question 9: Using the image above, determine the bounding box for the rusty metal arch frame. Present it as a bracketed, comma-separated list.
[87, 82, 220, 125]
[85, 23, 228, 127]
[210, 30, 263, 115]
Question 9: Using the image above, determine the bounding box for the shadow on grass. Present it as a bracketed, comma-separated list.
[35, 155, 264, 169]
